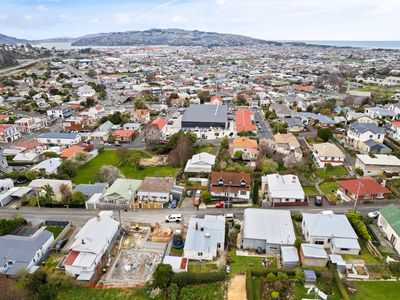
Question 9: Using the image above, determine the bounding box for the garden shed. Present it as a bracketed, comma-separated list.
[280, 246, 299, 268]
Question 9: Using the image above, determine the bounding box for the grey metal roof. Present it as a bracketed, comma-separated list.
[302, 213, 358, 239]
[243, 208, 296, 245]
[0, 230, 53, 275]
[349, 123, 385, 135]
[74, 183, 108, 197]
[39, 132, 79, 139]
[281, 246, 299, 263]
[301, 244, 328, 259]
[182, 104, 227, 123]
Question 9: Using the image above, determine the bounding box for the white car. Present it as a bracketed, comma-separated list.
[165, 214, 183, 223]
[368, 211, 380, 219]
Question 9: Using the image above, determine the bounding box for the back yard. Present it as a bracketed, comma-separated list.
[350, 281, 400, 300]
[316, 166, 348, 179]
[319, 181, 340, 201]
[228, 250, 276, 274]
[73, 150, 179, 184]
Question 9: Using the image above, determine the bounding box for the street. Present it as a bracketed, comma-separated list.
[254, 108, 273, 139]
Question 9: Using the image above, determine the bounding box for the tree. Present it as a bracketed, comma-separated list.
[168, 135, 194, 166]
[317, 127, 333, 142]
[201, 191, 212, 204]
[87, 69, 97, 78]
[234, 151, 244, 160]
[295, 268, 305, 283]
[41, 184, 55, 205]
[220, 136, 229, 150]
[252, 180, 259, 205]
[95, 165, 124, 185]
[43, 151, 58, 158]
[152, 264, 172, 289]
[0, 275, 29, 300]
[116, 147, 132, 166]
[71, 191, 87, 206]
[134, 99, 147, 109]
[59, 183, 71, 203]
[58, 159, 78, 178]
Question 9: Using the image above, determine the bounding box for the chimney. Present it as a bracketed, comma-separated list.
[195, 222, 198, 230]
[96, 214, 101, 221]
[205, 233, 210, 238]
[381, 179, 387, 187]
[81, 239, 85, 244]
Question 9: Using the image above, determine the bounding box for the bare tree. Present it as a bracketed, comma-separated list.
[116, 147, 131, 166]
[95, 165, 125, 185]
[167, 136, 193, 166]
[59, 183, 71, 203]
[0, 275, 29, 300]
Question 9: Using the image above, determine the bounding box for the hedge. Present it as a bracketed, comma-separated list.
[171, 271, 227, 286]
[330, 265, 350, 300]
[246, 268, 254, 300]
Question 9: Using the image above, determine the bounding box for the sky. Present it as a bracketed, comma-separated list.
[0, 0, 399, 41]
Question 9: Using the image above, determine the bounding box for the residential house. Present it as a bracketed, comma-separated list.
[210, 171, 251, 203]
[300, 244, 328, 267]
[0, 230, 54, 276]
[62, 117, 85, 132]
[31, 158, 62, 175]
[302, 212, 361, 255]
[270, 103, 293, 118]
[37, 132, 81, 146]
[209, 95, 223, 105]
[337, 177, 391, 201]
[64, 211, 119, 282]
[377, 204, 400, 254]
[312, 142, 346, 168]
[47, 105, 73, 119]
[0, 179, 15, 206]
[355, 154, 400, 176]
[77, 85, 96, 98]
[74, 183, 109, 198]
[262, 174, 305, 205]
[242, 208, 296, 253]
[184, 215, 225, 261]
[114, 129, 135, 143]
[28, 179, 73, 202]
[230, 137, 258, 160]
[15, 117, 48, 133]
[181, 104, 227, 129]
[145, 118, 168, 142]
[102, 179, 142, 207]
[283, 117, 305, 132]
[0, 124, 21, 143]
[363, 139, 392, 154]
[366, 107, 397, 120]
[346, 122, 385, 150]
[271, 133, 302, 160]
[90, 120, 113, 142]
[390, 121, 400, 141]
[184, 152, 216, 173]
[12, 152, 40, 164]
[60, 145, 85, 159]
[235, 109, 257, 133]
[137, 177, 175, 207]
[131, 109, 150, 124]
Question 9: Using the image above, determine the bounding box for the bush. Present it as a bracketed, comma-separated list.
[271, 291, 279, 299]
[277, 272, 289, 281]
[152, 264, 173, 289]
[172, 271, 227, 287]
[266, 272, 277, 281]
[292, 213, 303, 222]
[355, 167, 364, 176]
[168, 283, 179, 300]
[346, 211, 371, 240]
[295, 268, 305, 283]
[295, 236, 304, 249]
[0, 216, 27, 235]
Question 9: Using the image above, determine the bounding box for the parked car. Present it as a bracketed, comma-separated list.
[165, 214, 183, 223]
[170, 199, 178, 209]
[215, 201, 224, 208]
[368, 211, 380, 219]
[186, 190, 193, 197]
[314, 196, 323, 206]
[225, 213, 235, 222]
[55, 238, 68, 251]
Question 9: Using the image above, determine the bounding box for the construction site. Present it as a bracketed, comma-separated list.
[101, 222, 174, 287]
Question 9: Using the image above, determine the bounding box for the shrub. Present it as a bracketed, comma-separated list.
[295, 236, 304, 249]
[346, 211, 371, 240]
[354, 167, 364, 176]
[292, 213, 303, 222]
[295, 268, 305, 283]
[271, 291, 279, 299]
[0, 216, 27, 235]
[172, 271, 227, 287]
[277, 272, 289, 281]
[266, 272, 277, 281]
[246, 269, 254, 300]
[168, 283, 179, 300]
[152, 264, 173, 289]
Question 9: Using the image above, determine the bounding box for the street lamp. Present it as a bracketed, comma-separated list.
[353, 181, 363, 212]
[64, 205, 72, 226]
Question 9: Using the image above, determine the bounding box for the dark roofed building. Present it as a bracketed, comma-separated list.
[210, 171, 251, 203]
[181, 104, 227, 129]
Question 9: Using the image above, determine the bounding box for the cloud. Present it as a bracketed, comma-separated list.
[216, 0, 227, 5]
[37, 5, 49, 11]
[22, 15, 33, 22]
[0, 14, 9, 21]
[89, 17, 99, 24]
[113, 12, 131, 25]
[170, 16, 188, 23]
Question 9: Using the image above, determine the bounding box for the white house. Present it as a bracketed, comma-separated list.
[78, 85, 96, 98]
[242, 209, 296, 253]
[64, 211, 119, 281]
[0, 230, 54, 276]
[262, 174, 305, 204]
[355, 154, 400, 176]
[47, 105, 73, 119]
[15, 117, 48, 133]
[377, 204, 400, 254]
[31, 158, 62, 175]
[346, 123, 385, 149]
[136, 177, 175, 205]
[312, 142, 346, 168]
[0, 124, 21, 143]
[37, 132, 81, 146]
[184, 215, 225, 261]
[302, 212, 360, 255]
[184, 152, 216, 173]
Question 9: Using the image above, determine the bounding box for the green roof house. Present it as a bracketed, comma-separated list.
[102, 179, 142, 207]
[378, 204, 400, 254]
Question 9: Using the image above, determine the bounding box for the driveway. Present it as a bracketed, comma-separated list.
[227, 275, 246, 300]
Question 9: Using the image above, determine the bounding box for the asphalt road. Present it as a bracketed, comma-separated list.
[254, 108, 273, 140]
[0, 203, 392, 227]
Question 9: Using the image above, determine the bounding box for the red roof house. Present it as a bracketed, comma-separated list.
[210, 96, 223, 105]
[338, 177, 391, 201]
[114, 129, 135, 142]
[60, 145, 85, 158]
[235, 109, 256, 133]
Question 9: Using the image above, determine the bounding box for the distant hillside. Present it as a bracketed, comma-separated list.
[71, 28, 280, 47]
[0, 33, 29, 45]
[0, 50, 18, 68]
[0, 44, 51, 69]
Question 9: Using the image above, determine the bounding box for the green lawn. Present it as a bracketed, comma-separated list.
[350, 281, 400, 300]
[73, 150, 179, 184]
[229, 250, 276, 274]
[316, 166, 348, 179]
[341, 240, 382, 264]
[42, 251, 64, 270]
[303, 186, 318, 196]
[188, 262, 219, 273]
[57, 287, 161, 300]
[195, 145, 215, 154]
[45, 226, 64, 238]
[179, 282, 225, 300]
[169, 247, 183, 257]
[319, 181, 340, 201]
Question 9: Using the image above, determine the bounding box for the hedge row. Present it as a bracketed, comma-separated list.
[246, 269, 254, 300]
[330, 265, 350, 300]
[171, 271, 227, 287]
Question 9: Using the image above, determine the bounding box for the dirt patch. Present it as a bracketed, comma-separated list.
[228, 275, 246, 300]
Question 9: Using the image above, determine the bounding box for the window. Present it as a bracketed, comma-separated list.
[240, 191, 247, 196]
[217, 243, 221, 248]
[240, 180, 246, 187]
[269, 246, 278, 250]
[340, 248, 349, 251]
[314, 241, 324, 245]
[198, 252, 203, 256]
[327, 239, 331, 243]
[218, 179, 224, 186]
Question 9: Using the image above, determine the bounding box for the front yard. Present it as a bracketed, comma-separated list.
[303, 186, 319, 196]
[228, 250, 276, 274]
[73, 150, 179, 184]
[350, 281, 400, 300]
[319, 181, 340, 201]
[316, 166, 348, 179]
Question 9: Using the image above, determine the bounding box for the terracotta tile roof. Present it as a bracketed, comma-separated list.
[392, 121, 400, 128]
[235, 109, 256, 132]
[210, 95, 223, 104]
[294, 85, 315, 91]
[0, 124, 12, 131]
[114, 129, 135, 137]
[151, 118, 167, 131]
[232, 137, 258, 149]
[338, 177, 390, 196]
[60, 145, 85, 158]
[14, 141, 41, 149]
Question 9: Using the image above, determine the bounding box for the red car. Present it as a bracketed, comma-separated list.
[215, 201, 224, 208]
